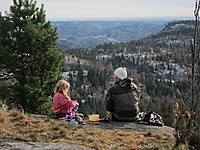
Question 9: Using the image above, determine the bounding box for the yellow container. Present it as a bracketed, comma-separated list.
[88, 114, 99, 122]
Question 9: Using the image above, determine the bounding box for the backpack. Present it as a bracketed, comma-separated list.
[143, 111, 164, 126]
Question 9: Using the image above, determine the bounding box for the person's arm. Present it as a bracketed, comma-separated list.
[60, 96, 77, 108]
[131, 82, 141, 101]
[105, 89, 114, 112]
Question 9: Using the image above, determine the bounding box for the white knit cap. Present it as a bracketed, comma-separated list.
[114, 67, 127, 80]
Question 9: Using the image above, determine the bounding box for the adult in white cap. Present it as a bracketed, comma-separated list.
[114, 67, 127, 81]
[104, 67, 141, 122]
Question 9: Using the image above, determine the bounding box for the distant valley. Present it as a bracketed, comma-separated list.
[52, 21, 167, 48]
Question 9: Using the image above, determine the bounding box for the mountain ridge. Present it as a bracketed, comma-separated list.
[52, 21, 166, 48]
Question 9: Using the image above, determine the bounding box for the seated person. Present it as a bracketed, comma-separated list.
[105, 67, 141, 121]
[53, 80, 79, 119]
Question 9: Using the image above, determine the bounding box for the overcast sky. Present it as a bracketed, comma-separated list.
[0, 0, 195, 21]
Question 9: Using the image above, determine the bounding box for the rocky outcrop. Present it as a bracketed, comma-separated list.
[28, 114, 174, 134]
[0, 138, 95, 150]
[95, 121, 174, 134]
[0, 114, 174, 150]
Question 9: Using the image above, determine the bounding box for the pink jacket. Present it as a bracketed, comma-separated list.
[53, 92, 77, 114]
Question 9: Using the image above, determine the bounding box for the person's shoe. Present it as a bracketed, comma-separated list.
[135, 118, 142, 122]
[99, 118, 109, 122]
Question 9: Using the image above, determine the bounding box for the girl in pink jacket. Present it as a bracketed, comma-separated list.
[53, 80, 79, 119]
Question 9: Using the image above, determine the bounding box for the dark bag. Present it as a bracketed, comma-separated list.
[143, 111, 164, 126]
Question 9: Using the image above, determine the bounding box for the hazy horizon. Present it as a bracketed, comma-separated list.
[0, 0, 194, 22]
[47, 16, 194, 22]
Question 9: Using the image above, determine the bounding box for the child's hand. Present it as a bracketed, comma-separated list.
[74, 100, 79, 106]
[76, 102, 79, 106]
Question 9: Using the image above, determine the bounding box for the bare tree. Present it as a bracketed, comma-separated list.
[192, 0, 200, 129]
[173, 0, 200, 149]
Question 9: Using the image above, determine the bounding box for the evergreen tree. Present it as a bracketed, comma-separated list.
[0, 0, 62, 113]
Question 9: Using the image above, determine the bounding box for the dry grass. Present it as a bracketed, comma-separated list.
[0, 107, 175, 150]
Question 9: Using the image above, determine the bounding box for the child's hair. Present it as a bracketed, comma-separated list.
[54, 80, 71, 99]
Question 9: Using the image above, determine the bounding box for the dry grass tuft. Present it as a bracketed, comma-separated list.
[0, 107, 8, 123]
[0, 107, 175, 149]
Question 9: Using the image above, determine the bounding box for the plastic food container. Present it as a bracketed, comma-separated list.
[88, 114, 99, 122]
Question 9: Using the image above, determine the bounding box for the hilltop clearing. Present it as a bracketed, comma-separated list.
[0, 108, 175, 150]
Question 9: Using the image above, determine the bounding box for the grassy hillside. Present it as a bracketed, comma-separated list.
[0, 107, 176, 150]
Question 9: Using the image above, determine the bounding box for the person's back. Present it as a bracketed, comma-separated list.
[105, 67, 140, 121]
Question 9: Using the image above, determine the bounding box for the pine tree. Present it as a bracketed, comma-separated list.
[0, 0, 62, 113]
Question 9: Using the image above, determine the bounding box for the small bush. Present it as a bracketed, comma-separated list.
[189, 132, 200, 149]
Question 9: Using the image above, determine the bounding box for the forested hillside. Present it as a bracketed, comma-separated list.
[60, 20, 194, 126]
